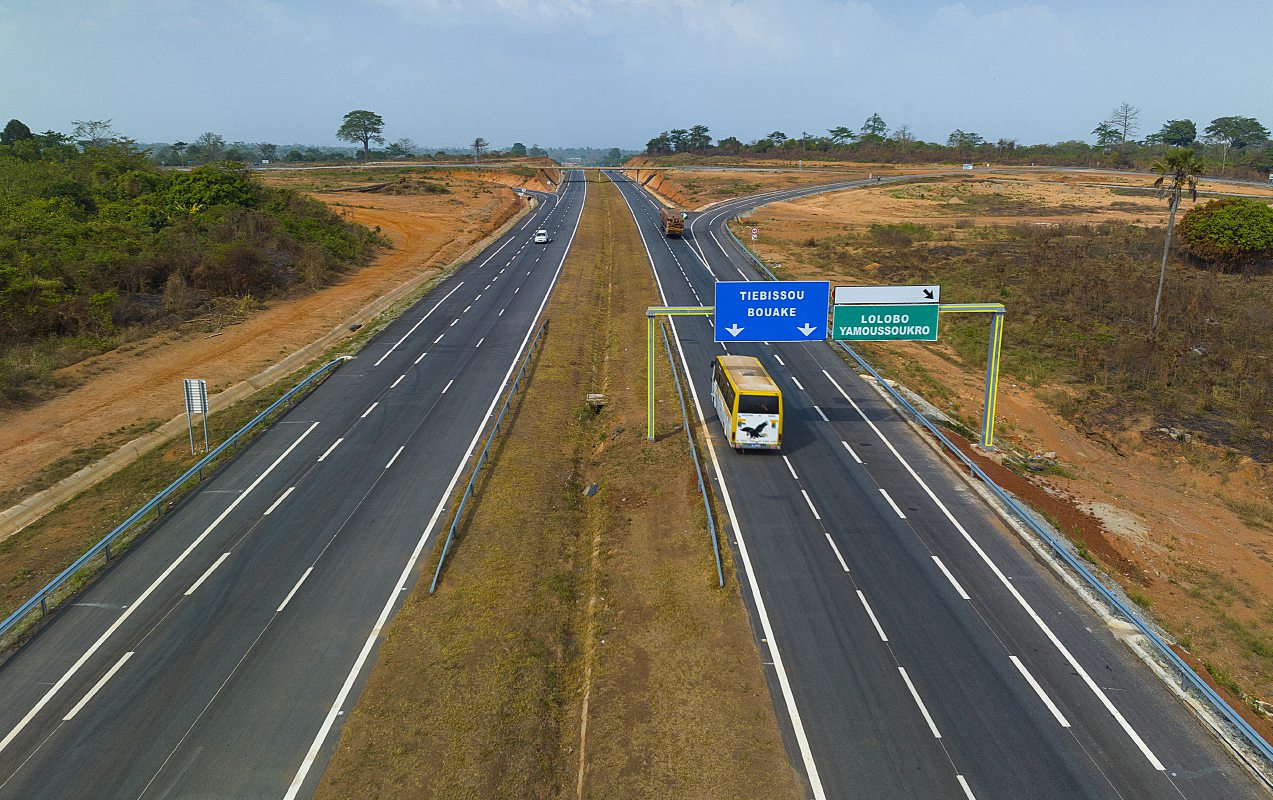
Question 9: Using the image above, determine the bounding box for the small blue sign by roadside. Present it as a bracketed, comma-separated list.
[714, 280, 829, 342]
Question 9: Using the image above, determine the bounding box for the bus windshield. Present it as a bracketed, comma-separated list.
[738, 395, 777, 415]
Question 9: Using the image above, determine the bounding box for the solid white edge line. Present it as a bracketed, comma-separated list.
[1010, 655, 1072, 728]
[184, 551, 231, 597]
[813, 405, 829, 422]
[880, 488, 907, 519]
[957, 774, 977, 800]
[857, 589, 889, 642]
[821, 368, 1166, 770]
[800, 489, 821, 521]
[317, 437, 343, 462]
[360, 402, 377, 419]
[385, 446, 405, 470]
[442, 379, 454, 394]
[824, 534, 850, 572]
[0, 422, 320, 754]
[283, 172, 588, 800]
[610, 172, 826, 800]
[899, 667, 943, 739]
[390, 374, 405, 389]
[263, 486, 296, 516]
[931, 555, 971, 600]
[841, 440, 863, 464]
[277, 567, 315, 613]
[782, 455, 799, 481]
[62, 651, 133, 721]
[373, 281, 464, 366]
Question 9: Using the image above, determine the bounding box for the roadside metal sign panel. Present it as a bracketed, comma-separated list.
[183, 379, 208, 414]
[714, 281, 829, 342]
[834, 285, 940, 305]
[832, 304, 939, 341]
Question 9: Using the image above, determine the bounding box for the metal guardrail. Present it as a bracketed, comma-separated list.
[722, 218, 779, 281]
[720, 215, 1273, 774]
[836, 341, 1273, 773]
[0, 355, 352, 648]
[658, 320, 725, 587]
[430, 319, 549, 592]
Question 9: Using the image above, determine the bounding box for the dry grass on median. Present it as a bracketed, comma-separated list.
[315, 175, 800, 799]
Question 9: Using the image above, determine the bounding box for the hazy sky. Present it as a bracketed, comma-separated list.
[3, 0, 1271, 149]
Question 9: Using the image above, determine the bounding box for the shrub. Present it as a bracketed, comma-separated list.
[1177, 197, 1273, 272]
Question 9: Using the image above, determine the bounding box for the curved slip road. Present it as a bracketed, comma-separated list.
[0, 172, 587, 800]
[607, 169, 1266, 800]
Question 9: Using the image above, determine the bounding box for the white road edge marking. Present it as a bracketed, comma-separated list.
[283, 174, 589, 800]
[0, 422, 318, 755]
[277, 567, 315, 613]
[317, 438, 343, 462]
[821, 368, 1165, 769]
[385, 446, 405, 470]
[611, 174, 826, 799]
[1010, 656, 1072, 728]
[931, 556, 971, 600]
[880, 488, 907, 519]
[899, 667, 942, 738]
[360, 402, 377, 419]
[825, 534, 850, 572]
[184, 552, 231, 596]
[263, 486, 296, 516]
[62, 651, 133, 721]
[800, 490, 821, 521]
[857, 590, 889, 642]
[841, 440, 863, 464]
[373, 282, 463, 366]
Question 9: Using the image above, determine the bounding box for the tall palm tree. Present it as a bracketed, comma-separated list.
[1150, 148, 1205, 331]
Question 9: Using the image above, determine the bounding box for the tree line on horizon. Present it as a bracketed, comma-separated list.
[643, 105, 1272, 180]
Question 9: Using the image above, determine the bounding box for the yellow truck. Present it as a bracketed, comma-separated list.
[659, 207, 684, 237]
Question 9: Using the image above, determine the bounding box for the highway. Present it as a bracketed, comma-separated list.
[0, 172, 587, 799]
[607, 169, 1266, 799]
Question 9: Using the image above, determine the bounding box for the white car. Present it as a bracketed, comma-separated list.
[533, 229, 550, 243]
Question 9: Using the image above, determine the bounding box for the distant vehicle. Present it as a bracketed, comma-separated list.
[711, 355, 782, 451]
[533, 229, 550, 243]
[659, 207, 684, 237]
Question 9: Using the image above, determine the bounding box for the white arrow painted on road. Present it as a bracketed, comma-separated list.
[725, 324, 744, 337]
[798, 323, 818, 336]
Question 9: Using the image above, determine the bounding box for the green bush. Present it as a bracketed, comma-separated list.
[1177, 197, 1273, 271]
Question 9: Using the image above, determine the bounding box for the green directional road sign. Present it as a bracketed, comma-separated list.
[832, 304, 940, 341]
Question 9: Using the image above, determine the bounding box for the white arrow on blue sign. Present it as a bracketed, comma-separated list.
[713, 281, 830, 342]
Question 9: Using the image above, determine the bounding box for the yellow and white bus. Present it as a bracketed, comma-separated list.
[710, 355, 782, 451]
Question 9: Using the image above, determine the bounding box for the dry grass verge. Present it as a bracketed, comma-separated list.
[315, 176, 800, 798]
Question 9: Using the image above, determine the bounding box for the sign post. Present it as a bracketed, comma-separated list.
[713, 281, 829, 343]
[183, 378, 209, 454]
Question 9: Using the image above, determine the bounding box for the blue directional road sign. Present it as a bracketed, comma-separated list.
[713, 281, 830, 342]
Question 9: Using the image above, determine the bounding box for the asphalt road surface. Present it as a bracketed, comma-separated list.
[606, 169, 1267, 800]
[0, 172, 587, 799]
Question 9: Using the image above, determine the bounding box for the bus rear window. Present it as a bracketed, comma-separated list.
[738, 395, 778, 415]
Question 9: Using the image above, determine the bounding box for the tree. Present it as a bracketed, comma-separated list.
[1203, 116, 1269, 170]
[892, 124, 916, 144]
[385, 138, 417, 159]
[946, 129, 984, 149]
[509, 141, 527, 157]
[828, 126, 855, 145]
[668, 129, 689, 152]
[257, 142, 278, 162]
[190, 132, 226, 163]
[767, 130, 788, 144]
[717, 136, 744, 153]
[1153, 119, 1196, 147]
[528, 143, 546, 158]
[646, 132, 673, 155]
[1092, 122, 1122, 149]
[471, 137, 488, 159]
[1, 119, 33, 145]
[600, 147, 624, 167]
[687, 124, 712, 151]
[1106, 102, 1141, 143]
[72, 119, 117, 148]
[1150, 147, 1205, 330]
[170, 141, 188, 164]
[861, 113, 887, 139]
[336, 110, 386, 161]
